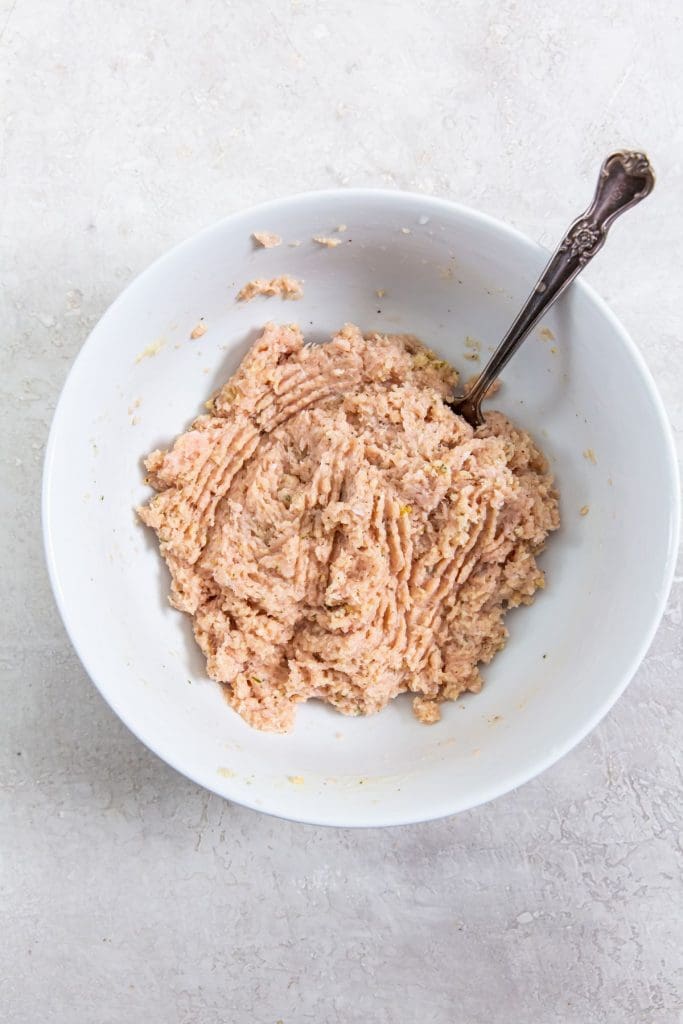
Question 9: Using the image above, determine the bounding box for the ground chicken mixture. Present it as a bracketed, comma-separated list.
[237, 276, 303, 302]
[252, 231, 282, 248]
[138, 323, 559, 732]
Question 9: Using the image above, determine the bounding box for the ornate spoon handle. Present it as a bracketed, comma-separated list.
[451, 151, 655, 426]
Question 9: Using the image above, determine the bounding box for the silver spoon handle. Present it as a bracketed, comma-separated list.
[464, 151, 655, 410]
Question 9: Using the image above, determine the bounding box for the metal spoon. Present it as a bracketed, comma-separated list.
[449, 151, 655, 427]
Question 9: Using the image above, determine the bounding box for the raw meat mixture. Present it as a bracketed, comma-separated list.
[138, 323, 559, 732]
[237, 276, 303, 302]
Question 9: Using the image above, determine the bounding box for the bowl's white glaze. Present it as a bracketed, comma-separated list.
[42, 190, 680, 826]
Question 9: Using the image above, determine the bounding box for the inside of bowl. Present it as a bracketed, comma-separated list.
[44, 191, 678, 825]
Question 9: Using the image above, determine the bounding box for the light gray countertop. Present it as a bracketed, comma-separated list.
[2, 2, 681, 1021]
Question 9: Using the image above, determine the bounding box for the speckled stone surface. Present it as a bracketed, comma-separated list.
[2, 2, 682, 1021]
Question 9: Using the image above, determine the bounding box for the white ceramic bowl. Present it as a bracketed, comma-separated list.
[43, 190, 680, 827]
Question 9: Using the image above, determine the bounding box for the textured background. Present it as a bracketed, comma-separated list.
[2, 1, 682, 1022]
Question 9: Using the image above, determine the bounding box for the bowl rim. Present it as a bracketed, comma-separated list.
[42, 187, 681, 827]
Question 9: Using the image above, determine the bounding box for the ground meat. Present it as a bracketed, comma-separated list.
[138, 323, 559, 732]
[312, 236, 342, 247]
[236, 276, 303, 301]
[412, 696, 442, 724]
[190, 321, 207, 339]
[252, 231, 282, 248]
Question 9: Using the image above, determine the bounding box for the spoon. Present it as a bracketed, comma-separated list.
[449, 150, 655, 427]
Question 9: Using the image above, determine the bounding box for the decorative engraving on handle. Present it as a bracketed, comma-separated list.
[559, 222, 602, 263]
[616, 150, 654, 181]
[556, 152, 654, 266]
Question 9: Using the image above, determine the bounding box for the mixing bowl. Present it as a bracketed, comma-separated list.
[43, 190, 680, 826]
